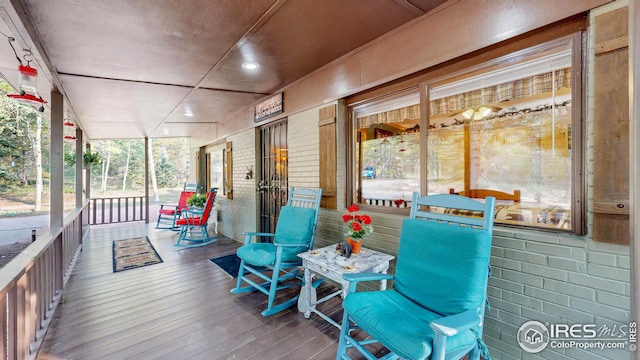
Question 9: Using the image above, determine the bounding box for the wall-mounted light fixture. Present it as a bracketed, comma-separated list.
[245, 166, 253, 180]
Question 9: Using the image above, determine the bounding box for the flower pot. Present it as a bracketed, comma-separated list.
[347, 238, 362, 254]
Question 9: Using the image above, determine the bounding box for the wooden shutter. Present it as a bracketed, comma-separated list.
[592, 6, 629, 244]
[319, 105, 337, 209]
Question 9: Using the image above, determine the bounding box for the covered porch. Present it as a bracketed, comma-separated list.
[36, 223, 347, 359]
[35, 223, 375, 360]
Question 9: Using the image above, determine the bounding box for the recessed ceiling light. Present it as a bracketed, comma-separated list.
[242, 61, 260, 70]
[184, 112, 194, 117]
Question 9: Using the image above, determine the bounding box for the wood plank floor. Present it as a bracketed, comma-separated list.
[36, 222, 384, 360]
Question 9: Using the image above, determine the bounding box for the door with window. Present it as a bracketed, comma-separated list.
[258, 120, 288, 235]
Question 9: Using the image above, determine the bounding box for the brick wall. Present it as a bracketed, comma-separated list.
[214, 129, 258, 241]
[288, 106, 320, 188]
[485, 229, 630, 360]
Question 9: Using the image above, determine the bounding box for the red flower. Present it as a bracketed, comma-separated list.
[347, 204, 360, 213]
[342, 204, 373, 239]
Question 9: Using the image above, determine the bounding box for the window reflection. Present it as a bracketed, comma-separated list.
[354, 92, 420, 208]
[429, 58, 573, 230]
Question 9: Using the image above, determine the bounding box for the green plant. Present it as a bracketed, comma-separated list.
[83, 149, 102, 167]
[187, 193, 207, 208]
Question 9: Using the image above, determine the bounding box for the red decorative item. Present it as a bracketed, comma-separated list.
[64, 120, 77, 141]
[18, 65, 38, 95]
[342, 204, 374, 254]
[7, 93, 47, 112]
[347, 237, 362, 254]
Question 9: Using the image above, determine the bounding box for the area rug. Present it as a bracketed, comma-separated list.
[209, 253, 242, 278]
[112, 236, 163, 272]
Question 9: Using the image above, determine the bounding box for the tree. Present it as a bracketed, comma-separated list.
[154, 144, 177, 187]
[148, 139, 159, 201]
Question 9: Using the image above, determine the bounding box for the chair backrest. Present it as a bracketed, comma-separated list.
[450, 188, 520, 202]
[410, 192, 495, 233]
[184, 182, 199, 192]
[396, 193, 495, 316]
[177, 191, 196, 211]
[196, 188, 218, 225]
[275, 187, 323, 252]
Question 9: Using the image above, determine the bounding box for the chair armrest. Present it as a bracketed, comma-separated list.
[430, 308, 481, 337]
[159, 204, 178, 209]
[342, 272, 395, 294]
[273, 241, 309, 248]
[342, 272, 395, 283]
[242, 232, 275, 245]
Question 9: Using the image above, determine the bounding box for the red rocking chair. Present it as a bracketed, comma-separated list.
[156, 190, 195, 230]
[175, 188, 219, 247]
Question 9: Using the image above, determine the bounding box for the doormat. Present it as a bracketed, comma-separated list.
[112, 236, 163, 272]
[209, 254, 241, 278]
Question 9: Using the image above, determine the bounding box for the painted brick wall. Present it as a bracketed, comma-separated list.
[216, 129, 258, 241]
[485, 229, 630, 360]
[288, 106, 320, 189]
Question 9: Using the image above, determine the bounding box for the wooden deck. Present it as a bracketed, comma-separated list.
[36, 222, 381, 360]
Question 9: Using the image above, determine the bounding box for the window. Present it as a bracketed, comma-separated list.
[351, 91, 421, 209]
[428, 41, 579, 231]
[348, 35, 584, 233]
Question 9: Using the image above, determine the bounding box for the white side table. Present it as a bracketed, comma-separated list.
[298, 244, 395, 329]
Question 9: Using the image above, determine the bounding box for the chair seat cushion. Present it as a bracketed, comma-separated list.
[159, 209, 177, 215]
[237, 243, 302, 267]
[343, 290, 477, 360]
[175, 217, 203, 226]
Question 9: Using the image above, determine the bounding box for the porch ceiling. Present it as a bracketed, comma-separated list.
[0, 0, 447, 146]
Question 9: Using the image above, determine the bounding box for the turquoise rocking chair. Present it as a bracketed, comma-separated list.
[175, 188, 218, 248]
[336, 192, 496, 360]
[231, 187, 322, 316]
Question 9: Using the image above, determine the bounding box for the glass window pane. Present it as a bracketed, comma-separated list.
[353, 92, 420, 209]
[429, 55, 572, 230]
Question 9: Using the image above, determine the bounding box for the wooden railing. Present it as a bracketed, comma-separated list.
[0, 204, 87, 360]
[89, 196, 146, 225]
[362, 198, 411, 208]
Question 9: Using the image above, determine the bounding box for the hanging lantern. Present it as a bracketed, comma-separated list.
[18, 65, 38, 95]
[64, 120, 77, 141]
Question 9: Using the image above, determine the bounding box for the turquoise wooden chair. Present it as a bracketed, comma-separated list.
[231, 187, 322, 316]
[336, 192, 496, 360]
[175, 188, 218, 247]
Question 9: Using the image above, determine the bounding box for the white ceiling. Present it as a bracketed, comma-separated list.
[0, 0, 447, 146]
